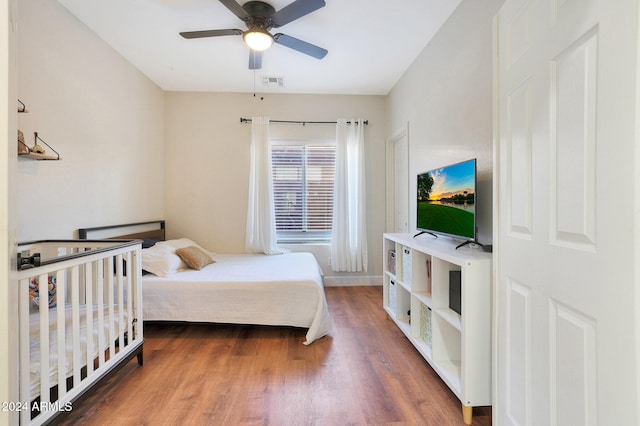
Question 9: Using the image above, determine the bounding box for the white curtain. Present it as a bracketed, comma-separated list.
[331, 118, 367, 272]
[245, 117, 282, 255]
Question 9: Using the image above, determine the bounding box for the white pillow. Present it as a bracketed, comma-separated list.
[141, 245, 184, 277]
[156, 238, 206, 251]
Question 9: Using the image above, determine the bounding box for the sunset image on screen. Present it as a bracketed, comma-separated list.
[417, 159, 476, 239]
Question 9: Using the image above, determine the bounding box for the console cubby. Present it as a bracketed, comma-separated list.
[395, 283, 411, 328]
[411, 295, 433, 358]
[382, 233, 492, 425]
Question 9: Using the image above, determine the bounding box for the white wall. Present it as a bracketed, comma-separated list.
[16, 0, 165, 241]
[387, 0, 504, 245]
[164, 92, 387, 279]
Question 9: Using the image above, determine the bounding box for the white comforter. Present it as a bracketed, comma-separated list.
[142, 252, 332, 344]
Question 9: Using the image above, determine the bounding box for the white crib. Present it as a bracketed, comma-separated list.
[16, 239, 143, 425]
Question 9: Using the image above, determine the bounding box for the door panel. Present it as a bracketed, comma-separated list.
[550, 29, 597, 250]
[506, 78, 533, 238]
[505, 280, 532, 425]
[550, 301, 598, 426]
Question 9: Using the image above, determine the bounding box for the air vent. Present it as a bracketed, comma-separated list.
[262, 76, 284, 87]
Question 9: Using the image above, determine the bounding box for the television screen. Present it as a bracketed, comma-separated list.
[416, 158, 477, 240]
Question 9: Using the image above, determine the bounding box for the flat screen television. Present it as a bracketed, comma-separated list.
[416, 158, 477, 248]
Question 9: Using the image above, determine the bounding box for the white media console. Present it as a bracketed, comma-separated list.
[382, 233, 492, 424]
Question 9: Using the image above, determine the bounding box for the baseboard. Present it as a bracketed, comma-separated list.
[323, 275, 383, 287]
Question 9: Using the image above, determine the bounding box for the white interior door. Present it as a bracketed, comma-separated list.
[386, 125, 409, 233]
[495, 1, 639, 425]
[394, 137, 409, 233]
[392, 126, 409, 233]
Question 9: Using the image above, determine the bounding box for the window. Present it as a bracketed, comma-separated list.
[271, 142, 336, 243]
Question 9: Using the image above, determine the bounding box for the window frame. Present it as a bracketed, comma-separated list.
[271, 139, 336, 244]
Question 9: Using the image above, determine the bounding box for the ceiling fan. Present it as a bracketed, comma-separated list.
[180, 0, 328, 70]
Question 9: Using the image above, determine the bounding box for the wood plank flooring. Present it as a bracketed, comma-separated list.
[55, 286, 491, 425]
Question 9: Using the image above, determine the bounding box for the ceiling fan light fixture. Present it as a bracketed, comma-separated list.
[243, 28, 273, 51]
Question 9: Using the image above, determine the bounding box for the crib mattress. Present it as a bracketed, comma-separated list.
[29, 304, 128, 397]
[142, 252, 332, 344]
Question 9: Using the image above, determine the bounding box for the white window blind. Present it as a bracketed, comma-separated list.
[271, 144, 336, 242]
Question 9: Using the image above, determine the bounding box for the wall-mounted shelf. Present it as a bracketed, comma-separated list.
[18, 132, 61, 161]
[19, 152, 60, 161]
[17, 99, 29, 113]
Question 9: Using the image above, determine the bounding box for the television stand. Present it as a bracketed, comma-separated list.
[413, 230, 438, 239]
[383, 233, 492, 424]
[455, 240, 484, 250]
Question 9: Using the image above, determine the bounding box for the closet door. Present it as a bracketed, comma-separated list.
[393, 130, 409, 233]
[495, 0, 640, 424]
[387, 124, 409, 233]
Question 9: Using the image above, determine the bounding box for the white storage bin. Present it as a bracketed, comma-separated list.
[387, 250, 396, 275]
[402, 246, 412, 286]
[389, 279, 397, 311]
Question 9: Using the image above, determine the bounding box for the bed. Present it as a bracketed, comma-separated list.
[79, 221, 332, 345]
[17, 239, 143, 426]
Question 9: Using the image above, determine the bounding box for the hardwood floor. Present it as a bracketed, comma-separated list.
[56, 286, 491, 425]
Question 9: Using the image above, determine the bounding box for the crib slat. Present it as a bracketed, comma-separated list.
[97, 258, 106, 366]
[133, 249, 143, 340]
[19, 278, 31, 426]
[56, 269, 67, 400]
[85, 261, 94, 376]
[107, 259, 115, 360]
[116, 253, 125, 350]
[126, 251, 133, 342]
[38, 273, 51, 405]
[71, 266, 81, 389]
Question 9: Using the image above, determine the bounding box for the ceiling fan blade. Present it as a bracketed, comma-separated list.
[180, 29, 243, 39]
[249, 50, 263, 69]
[219, 0, 250, 20]
[273, 33, 327, 59]
[270, 0, 326, 28]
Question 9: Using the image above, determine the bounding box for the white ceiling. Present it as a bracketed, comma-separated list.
[57, 0, 462, 95]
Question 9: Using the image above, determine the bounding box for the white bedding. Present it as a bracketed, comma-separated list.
[29, 304, 128, 397]
[142, 252, 332, 344]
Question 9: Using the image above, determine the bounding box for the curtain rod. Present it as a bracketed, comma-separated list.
[240, 118, 368, 125]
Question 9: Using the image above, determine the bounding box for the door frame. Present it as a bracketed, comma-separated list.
[491, 13, 501, 423]
[0, 1, 19, 424]
[385, 122, 410, 232]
